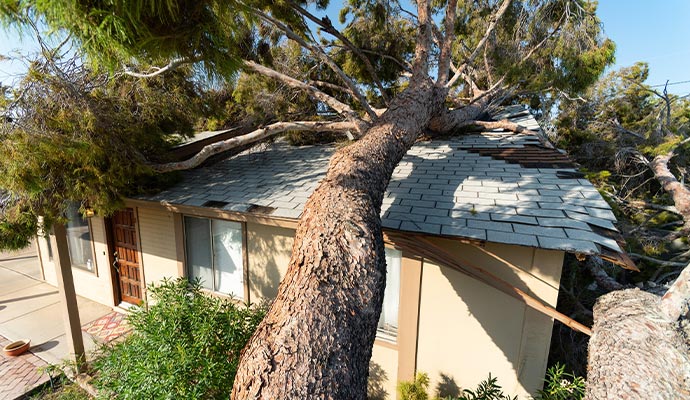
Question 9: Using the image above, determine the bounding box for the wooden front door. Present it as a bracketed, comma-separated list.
[111, 208, 143, 305]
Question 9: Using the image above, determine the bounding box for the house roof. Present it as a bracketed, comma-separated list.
[140, 106, 636, 269]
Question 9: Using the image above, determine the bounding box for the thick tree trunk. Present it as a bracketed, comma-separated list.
[586, 279, 690, 399]
[231, 78, 464, 399]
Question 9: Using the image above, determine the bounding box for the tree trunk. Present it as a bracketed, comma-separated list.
[585, 288, 690, 399]
[231, 78, 463, 399]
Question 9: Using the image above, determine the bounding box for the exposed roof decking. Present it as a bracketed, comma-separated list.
[140, 108, 630, 265]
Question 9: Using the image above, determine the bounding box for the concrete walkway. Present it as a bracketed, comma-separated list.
[0, 244, 113, 399]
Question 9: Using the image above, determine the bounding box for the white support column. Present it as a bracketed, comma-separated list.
[51, 223, 86, 371]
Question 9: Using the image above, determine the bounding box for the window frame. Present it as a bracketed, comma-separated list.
[376, 247, 402, 343]
[64, 202, 97, 274]
[182, 215, 247, 300]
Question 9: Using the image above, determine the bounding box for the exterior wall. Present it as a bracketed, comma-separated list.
[370, 343, 399, 400]
[35, 201, 565, 399]
[36, 216, 117, 306]
[246, 222, 293, 302]
[414, 238, 563, 398]
[135, 206, 180, 301]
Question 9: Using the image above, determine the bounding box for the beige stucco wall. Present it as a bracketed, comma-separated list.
[36, 216, 116, 306]
[135, 206, 180, 300]
[246, 222, 294, 303]
[370, 343, 399, 400]
[35, 202, 565, 399]
[414, 238, 563, 399]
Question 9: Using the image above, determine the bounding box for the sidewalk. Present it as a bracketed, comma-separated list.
[0, 244, 113, 399]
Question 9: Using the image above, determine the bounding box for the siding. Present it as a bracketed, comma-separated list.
[136, 206, 180, 299]
[414, 239, 563, 398]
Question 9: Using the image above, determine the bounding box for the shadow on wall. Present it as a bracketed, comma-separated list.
[386, 146, 554, 395]
[368, 360, 388, 400]
[436, 372, 460, 398]
[247, 225, 293, 301]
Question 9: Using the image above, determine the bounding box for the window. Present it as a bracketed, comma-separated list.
[184, 216, 244, 298]
[65, 203, 95, 272]
[377, 248, 401, 340]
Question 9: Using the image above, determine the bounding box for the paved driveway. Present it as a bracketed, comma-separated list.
[0, 244, 113, 399]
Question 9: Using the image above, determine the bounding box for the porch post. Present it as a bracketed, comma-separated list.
[51, 223, 86, 372]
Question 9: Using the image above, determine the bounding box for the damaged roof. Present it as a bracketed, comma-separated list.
[139, 106, 636, 270]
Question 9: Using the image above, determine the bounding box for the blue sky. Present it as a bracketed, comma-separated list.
[597, 0, 690, 95]
[2, 1, 689, 95]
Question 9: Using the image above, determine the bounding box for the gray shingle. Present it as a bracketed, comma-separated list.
[400, 221, 442, 235]
[513, 224, 566, 238]
[564, 211, 617, 231]
[411, 207, 449, 217]
[537, 237, 599, 254]
[487, 230, 539, 247]
[490, 214, 538, 225]
[565, 229, 622, 252]
[441, 226, 487, 240]
[468, 219, 513, 232]
[536, 217, 590, 230]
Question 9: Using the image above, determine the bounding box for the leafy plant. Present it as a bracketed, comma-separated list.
[452, 374, 516, 400]
[91, 278, 265, 399]
[398, 372, 430, 400]
[535, 363, 586, 400]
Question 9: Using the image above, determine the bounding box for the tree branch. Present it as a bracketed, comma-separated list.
[122, 58, 194, 78]
[151, 121, 357, 172]
[288, 1, 390, 105]
[446, 0, 512, 88]
[629, 253, 687, 268]
[660, 262, 690, 321]
[468, 119, 529, 133]
[650, 150, 690, 229]
[436, 0, 458, 85]
[247, 6, 378, 121]
[243, 60, 362, 124]
[412, 0, 433, 79]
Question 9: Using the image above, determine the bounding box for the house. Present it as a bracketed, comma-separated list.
[34, 106, 634, 398]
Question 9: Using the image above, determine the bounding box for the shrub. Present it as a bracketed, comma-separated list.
[535, 363, 586, 400]
[91, 278, 265, 399]
[398, 372, 430, 400]
[397, 373, 517, 400]
[453, 374, 516, 400]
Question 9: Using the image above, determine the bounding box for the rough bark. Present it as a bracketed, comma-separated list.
[230, 77, 461, 399]
[586, 288, 690, 399]
[650, 151, 690, 230]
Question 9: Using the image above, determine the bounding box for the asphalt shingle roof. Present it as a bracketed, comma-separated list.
[140, 107, 632, 266]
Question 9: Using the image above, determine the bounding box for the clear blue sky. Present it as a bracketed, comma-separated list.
[597, 0, 690, 95]
[2, 1, 689, 94]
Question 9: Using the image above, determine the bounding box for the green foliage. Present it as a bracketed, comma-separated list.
[91, 278, 266, 400]
[0, 60, 202, 246]
[30, 380, 90, 400]
[397, 373, 517, 400]
[398, 372, 430, 400]
[535, 363, 585, 400]
[449, 374, 516, 400]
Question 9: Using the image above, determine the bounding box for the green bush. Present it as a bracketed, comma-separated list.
[535, 363, 586, 400]
[452, 374, 516, 400]
[397, 373, 516, 400]
[398, 372, 430, 400]
[91, 278, 265, 399]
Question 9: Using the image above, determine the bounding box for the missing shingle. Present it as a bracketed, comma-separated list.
[556, 170, 586, 179]
[202, 200, 229, 208]
[246, 204, 276, 215]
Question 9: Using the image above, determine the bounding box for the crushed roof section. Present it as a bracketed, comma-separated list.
[140, 106, 635, 269]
